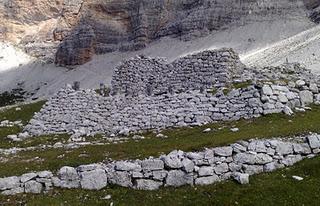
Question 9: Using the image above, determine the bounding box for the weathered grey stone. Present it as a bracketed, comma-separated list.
[141, 159, 164, 171]
[37, 171, 53, 178]
[234, 153, 255, 164]
[195, 175, 219, 186]
[275, 142, 293, 155]
[20, 173, 37, 183]
[0, 176, 20, 190]
[307, 134, 320, 149]
[152, 170, 168, 181]
[166, 170, 193, 187]
[254, 153, 273, 165]
[115, 161, 141, 172]
[58, 166, 79, 181]
[214, 146, 233, 157]
[281, 155, 303, 166]
[248, 141, 267, 153]
[233, 173, 249, 184]
[162, 151, 184, 169]
[52, 177, 80, 189]
[1, 187, 24, 196]
[293, 143, 312, 154]
[24, 180, 43, 194]
[108, 171, 132, 188]
[135, 179, 163, 190]
[182, 158, 195, 173]
[264, 162, 284, 172]
[198, 166, 214, 177]
[262, 85, 273, 96]
[243, 165, 264, 175]
[299, 90, 313, 106]
[213, 163, 229, 175]
[80, 169, 108, 190]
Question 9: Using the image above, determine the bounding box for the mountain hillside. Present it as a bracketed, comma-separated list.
[0, 0, 320, 99]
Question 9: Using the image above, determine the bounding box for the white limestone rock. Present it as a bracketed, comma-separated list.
[141, 159, 164, 171]
[307, 134, 320, 149]
[80, 169, 108, 190]
[233, 173, 249, 185]
[214, 146, 233, 157]
[108, 171, 132, 188]
[195, 175, 219, 186]
[299, 90, 313, 106]
[115, 161, 141, 172]
[0, 176, 20, 190]
[24, 180, 43, 194]
[20, 173, 37, 183]
[135, 179, 162, 190]
[165, 170, 193, 187]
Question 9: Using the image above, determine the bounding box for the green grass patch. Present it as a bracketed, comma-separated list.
[0, 101, 45, 124]
[0, 101, 46, 148]
[1, 155, 320, 206]
[1, 106, 320, 177]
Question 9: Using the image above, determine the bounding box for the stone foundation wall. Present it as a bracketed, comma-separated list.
[24, 78, 320, 137]
[111, 48, 244, 96]
[1, 134, 320, 195]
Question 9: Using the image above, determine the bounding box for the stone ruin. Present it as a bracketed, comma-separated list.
[22, 48, 320, 139]
[111, 48, 245, 96]
[1, 133, 320, 194]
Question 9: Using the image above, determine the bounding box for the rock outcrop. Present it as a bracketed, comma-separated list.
[0, 0, 320, 66]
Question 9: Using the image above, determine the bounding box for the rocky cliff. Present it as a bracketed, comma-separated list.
[0, 0, 319, 66]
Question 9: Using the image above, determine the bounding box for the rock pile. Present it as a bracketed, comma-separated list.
[1, 133, 320, 195]
[112, 48, 244, 95]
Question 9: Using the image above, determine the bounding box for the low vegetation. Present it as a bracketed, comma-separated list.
[0, 102, 320, 177]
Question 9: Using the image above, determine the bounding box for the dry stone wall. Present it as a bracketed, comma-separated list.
[111, 48, 244, 96]
[1, 133, 320, 195]
[24, 78, 320, 138]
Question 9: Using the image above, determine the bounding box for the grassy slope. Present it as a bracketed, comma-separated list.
[0, 101, 320, 205]
[1, 104, 320, 177]
[0, 101, 46, 148]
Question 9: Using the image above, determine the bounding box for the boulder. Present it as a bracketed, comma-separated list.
[307, 134, 320, 149]
[80, 169, 108, 190]
[182, 158, 195, 173]
[115, 161, 141, 172]
[108, 171, 132, 188]
[213, 163, 229, 174]
[198, 166, 214, 177]
[214, 146, 233, 157]
[233, 173, 249, 184]
[162, 151, 184, 169]
[141, 159, 164, 171]
[299, 90, 313, 106]
[165, 170, 193, 187]
[24, 180, 43, 194]
[0, 176, 20, 190]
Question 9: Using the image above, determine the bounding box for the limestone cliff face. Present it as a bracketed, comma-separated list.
[0, 0, 319, 66]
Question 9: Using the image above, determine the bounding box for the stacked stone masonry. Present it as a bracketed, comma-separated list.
[24, 49, 320, 137]
[111, 48, 245, 95]
[24, 79, 320, 137]
[1, 134, 320, 195]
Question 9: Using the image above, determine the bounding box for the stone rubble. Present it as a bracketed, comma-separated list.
[1, 133, 320, 195]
